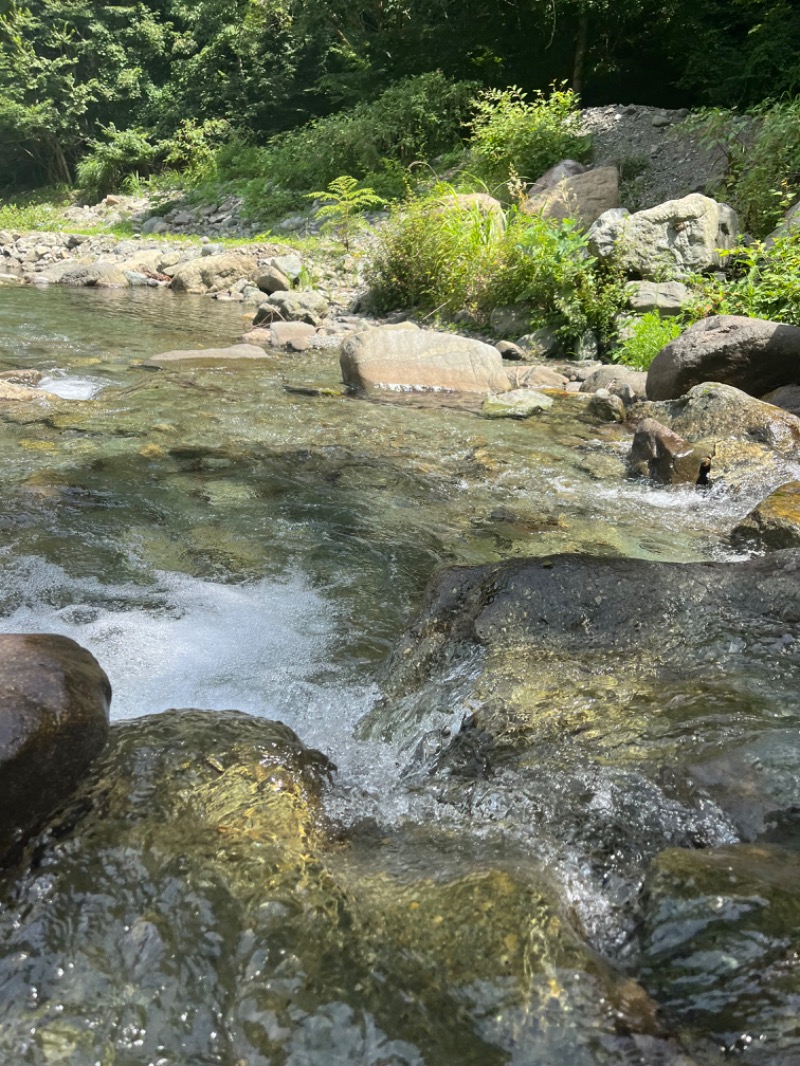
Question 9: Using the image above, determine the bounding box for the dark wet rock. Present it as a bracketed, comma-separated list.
[341, 325, 511, 394]
[731, 481, 800, 550]
[0, 634, 110, 863]
[0, 709, 687, 1064]
[638, 843, 800, 1064]
[363, 551, 800, 943]
[627, 417, 710, 484]
[647, 316, 800, 401]
[638, 382, 800, 487]
[653, 382, 800, 448]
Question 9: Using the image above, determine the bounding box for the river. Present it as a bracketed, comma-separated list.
[1, 285, 800, 1065]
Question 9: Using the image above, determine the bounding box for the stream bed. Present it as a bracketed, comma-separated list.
[1, 285, 800, 1065]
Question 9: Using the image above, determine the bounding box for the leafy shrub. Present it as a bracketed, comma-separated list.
[76, 125, 162, 200]
[366, 184, 625, 353]
[612, 312, 685, 370]
[686, 99, 800, 237]
[695, 235, 800, 325]
[224, 72, 475, 216]
[365, 183, 504, 314]
[467, 84, 590, 190]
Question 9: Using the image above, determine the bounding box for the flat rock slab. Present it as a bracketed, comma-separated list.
[647, 316, 800, 401]
[141, 344, 270, 368]
[341, 325, 511, 394]
[482, 388, 554, 418]
[0, 634, 110, 862]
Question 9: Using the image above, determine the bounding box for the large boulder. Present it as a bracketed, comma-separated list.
[589, 194, 738, 278]
[341, 325, 511, 393]
[647, 315, 800, 401]
[522, 166, 620, 229]
[0, 634, 110, 862]
[169, 252, 258, 294]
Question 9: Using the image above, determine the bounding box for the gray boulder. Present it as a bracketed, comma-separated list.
[587, 208, 630, 259]
[253, 290, 329, 327]
[0, 634, 110, 862]
[626, 281, 690, 316]
[591, 194, 738, 278]
[647, 315, 800, 401]
[170, 253, 258, 294]
[341, 325, 511, 394]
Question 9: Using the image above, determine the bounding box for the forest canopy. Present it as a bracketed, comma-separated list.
[0, 0, 798, 191]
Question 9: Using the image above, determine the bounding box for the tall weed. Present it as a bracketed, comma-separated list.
[467, 85, 590, 190]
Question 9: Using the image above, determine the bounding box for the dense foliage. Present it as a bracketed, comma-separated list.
[1, 0, 799, 194]
[366, 183, 626, 355]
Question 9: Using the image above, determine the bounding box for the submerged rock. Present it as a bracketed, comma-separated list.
[731, 481, 800, 550]
[0, 634, 110, 863]
[364, 551, 800, 940]
[639, 843, 800, 1064]
[481, 388, 553, 418]
[141, 343, 270, 368]
[0, 708, 686, 1064]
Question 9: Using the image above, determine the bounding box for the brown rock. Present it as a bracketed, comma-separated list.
[0, 634, 110, 862]
[522, 166, 620, 229]
[628, 417, 712, 485]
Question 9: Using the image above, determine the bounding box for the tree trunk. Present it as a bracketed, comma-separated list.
[572, 8, 589, 97]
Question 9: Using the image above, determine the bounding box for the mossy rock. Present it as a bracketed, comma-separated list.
[731, 481, 800, 550]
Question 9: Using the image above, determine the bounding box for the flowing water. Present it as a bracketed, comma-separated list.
[1, 285, 800, 1065]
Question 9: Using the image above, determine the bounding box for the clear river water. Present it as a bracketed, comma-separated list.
[1, 285, 800, 1066]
